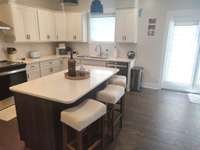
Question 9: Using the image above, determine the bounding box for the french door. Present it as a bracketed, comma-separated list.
[162, 19, 200, 92]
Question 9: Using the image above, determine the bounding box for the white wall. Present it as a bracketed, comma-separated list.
[137, 0, 200, 89]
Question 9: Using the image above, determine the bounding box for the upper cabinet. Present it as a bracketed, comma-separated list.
[37, 9, 56, 41]
[115, 8, 138, 43]
[0, 4, 40, 42]
[55, 12, 67, 41]
[21, 6, 40, 41]
[0, 4, 87, 43]
[66, 12, 88, 42]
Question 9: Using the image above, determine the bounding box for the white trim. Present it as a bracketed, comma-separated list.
[143, 82, 161, 90]
[161, 9, 200, 90]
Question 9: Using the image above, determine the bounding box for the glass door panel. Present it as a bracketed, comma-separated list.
[163, 22, 200, 92]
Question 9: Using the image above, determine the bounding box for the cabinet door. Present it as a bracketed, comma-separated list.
[38, 9, 56, 41]
[66, 13, 87, 42]
[125, 9, 138, 43]
[60, 58, 68, 70]
[27, 70, 41, 81]
[116, 9, 138, 43]
[11, 6, 26, 42]
[115, 9, 126, 42]
[26, 63, 41, 81]
[55, 12, 66, 41]
[23, 7, 39, 41]
[41, 68, 54, 76]
[66, 13, 81, 41]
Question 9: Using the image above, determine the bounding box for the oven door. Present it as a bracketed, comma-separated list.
[0, 68, 27, 100]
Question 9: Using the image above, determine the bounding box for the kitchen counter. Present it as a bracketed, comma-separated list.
[16, 55, 134, 64]
[11, 65, 118, 150]
[10, 66, 118, 104]
[75, 56, 134, 63]
[16, 55, 68, 64]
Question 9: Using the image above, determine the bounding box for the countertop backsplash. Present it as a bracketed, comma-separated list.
[68, 42, 136, 59]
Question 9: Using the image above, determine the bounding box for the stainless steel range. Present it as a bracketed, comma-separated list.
[0, 60, 27, 101]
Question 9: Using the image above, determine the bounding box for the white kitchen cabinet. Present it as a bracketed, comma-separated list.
[22, 7, 40, 41]
[66, 12, 88, 42]
[55, 12, 67, 41]
[0, 4, 39, 42]
[38, 9, 56, 41]
[60, 58, 68, 70]
[80, 59, 106, 67]
[40, 58, 67, 77]
[26, 63, 41, 81]
[115, 8, 138, 43]
[11, 5, 25, 42]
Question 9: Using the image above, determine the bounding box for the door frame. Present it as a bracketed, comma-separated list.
[160, 10, 200, 92]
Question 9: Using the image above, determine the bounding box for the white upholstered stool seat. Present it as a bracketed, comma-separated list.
[109, 75, 127, 88]
[97, 84, 125, 104]
[61, 99, 106, 131]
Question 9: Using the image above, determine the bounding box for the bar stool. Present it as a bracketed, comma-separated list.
[96, 84, 125, 141]
[61, 99, 106, 150]
[109, 75, 127, 89]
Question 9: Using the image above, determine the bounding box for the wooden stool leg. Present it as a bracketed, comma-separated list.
[120, 96, 125, 128]
[111, 105, 115, 141]
[77, 131, 83, 150]
[101, 116, 105, 150]
[63, 124, 68, 150]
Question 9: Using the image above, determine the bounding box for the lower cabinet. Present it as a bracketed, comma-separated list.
[26, 63, 41, 81]
[26, 58, 68, 81]
[79, 59, 106, 67]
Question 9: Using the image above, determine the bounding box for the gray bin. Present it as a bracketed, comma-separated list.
[131, 66, 144, 91]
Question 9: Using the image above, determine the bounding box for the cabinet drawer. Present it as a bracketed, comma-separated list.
[41, 67, 54, 76]
[27, 63, 40, 71]
[40, 59, 61, 69]
[81, 60, 106, 67]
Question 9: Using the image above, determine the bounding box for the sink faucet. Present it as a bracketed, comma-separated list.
[94, 44, 103, 57]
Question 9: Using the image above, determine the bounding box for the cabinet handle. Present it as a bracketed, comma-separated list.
[50, 68, 53, 73]
[30, 66, 35, 69]
[27, 73, 29, 79]
[26, 34, 31, 40]
[56, 34, 59, 40]
[47, 35, 50, 40]
[124, 36, 126, 41]
[73, 35, 77, 40]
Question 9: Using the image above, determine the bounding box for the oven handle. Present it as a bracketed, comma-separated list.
[0, 68, 26, 76]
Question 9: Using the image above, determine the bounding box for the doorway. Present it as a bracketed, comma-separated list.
[162, 18, 200, 93]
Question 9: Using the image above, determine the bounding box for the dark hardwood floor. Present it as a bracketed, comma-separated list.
[1, 89, 200, 150]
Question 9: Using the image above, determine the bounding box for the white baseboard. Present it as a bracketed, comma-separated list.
[142, 82, 161, 90]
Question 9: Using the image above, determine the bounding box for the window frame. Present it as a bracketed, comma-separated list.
[89, 13, 116, 43]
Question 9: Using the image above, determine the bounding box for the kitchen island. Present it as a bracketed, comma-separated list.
[10, 66, 118, 150]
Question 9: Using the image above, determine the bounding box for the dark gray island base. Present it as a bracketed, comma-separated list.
[14, 82, 106, 150]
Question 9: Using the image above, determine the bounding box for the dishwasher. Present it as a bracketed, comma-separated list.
[106, 62, 129, 77]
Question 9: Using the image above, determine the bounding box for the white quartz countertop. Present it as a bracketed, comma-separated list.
[75, 56, 134, 63]
[10, 66, 119, 104]
[16, 55, 134, 64]
[16, 55, 68, 64]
